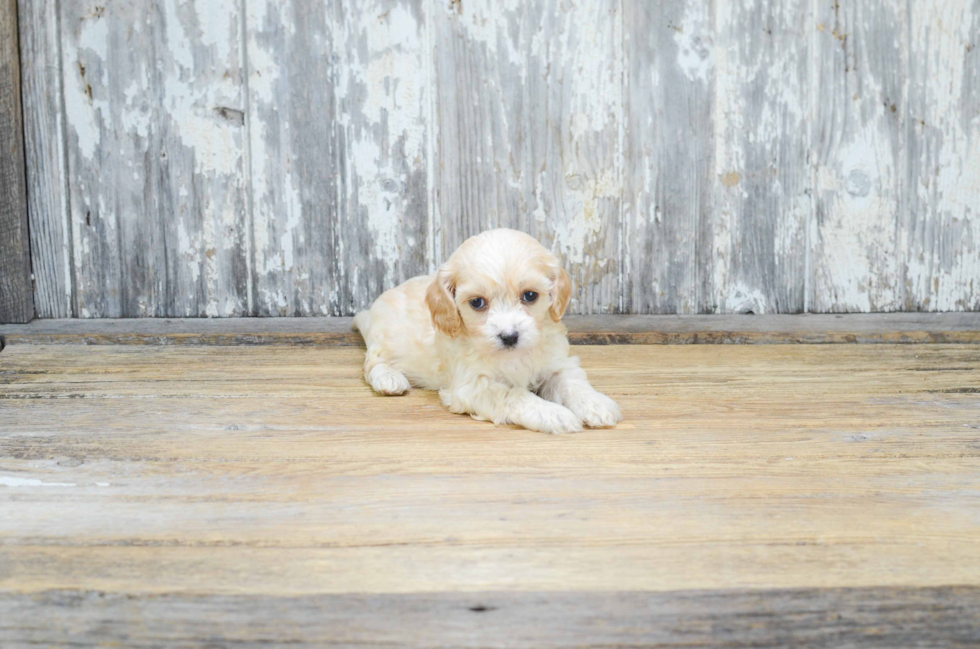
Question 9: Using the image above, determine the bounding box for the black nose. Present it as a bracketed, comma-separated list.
[499, 332, 519, 348]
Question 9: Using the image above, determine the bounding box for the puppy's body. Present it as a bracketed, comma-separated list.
[354, 229, 621, 434]
[354, 275, 442, 393]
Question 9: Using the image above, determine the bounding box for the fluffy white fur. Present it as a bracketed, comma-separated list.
[353, 229, 622, 434]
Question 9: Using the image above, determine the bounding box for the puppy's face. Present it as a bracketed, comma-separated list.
[426, 230, 571, 353]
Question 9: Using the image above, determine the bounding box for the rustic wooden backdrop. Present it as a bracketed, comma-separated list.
[16, 0, 980, 318]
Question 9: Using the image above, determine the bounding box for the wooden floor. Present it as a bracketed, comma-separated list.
[1, 342, 979, 646]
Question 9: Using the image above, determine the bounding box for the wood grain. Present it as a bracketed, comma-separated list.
[433, 0, 622, 313]
[18, 0, 72, 318]
[245, 0, 342, 316]
[247, 0, 429, 317]
[623, 0, 706, 314]
[1, 587, 978, 648]
[0, 343, 978, 643]
[430, 0, 530, 258]
[0, 0, 34, 324]
[524, 0, 623, 314]
[336, 0, 430, 310]
[905, 0, 980, 311]
[1, 344, 978, 590]
[1, 313, 980, 346]
[15, 0, 980, 316]
[810, 0, 908, 313]
[60, 0, 250, 318]
[624, 0, 808, 316]
[709, 0, 809, 314]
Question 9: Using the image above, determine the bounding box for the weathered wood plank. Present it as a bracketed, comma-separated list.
[625, 0, 811, 314]
[13, 0, 980, 318]
[17, 0, 72, 319]
[1, 587, 978, 648]
[432, 0, 621, 314]
[708, 0, 809, 314]
[61, 0, 250, 317]
[905, 0, 980, 311]
[525, 0, 623, 314]
[245, 1, 341, 316]
[248, 0, 430, 317]
[336, 0, 430, 310]
[623, 0, 707, 314]
[1, 313, 980, 346]
[0, 344, 977, 602]
[0, 0, 34, 324]
[810, 0, 908, 312]
[430, 0, 529, 258]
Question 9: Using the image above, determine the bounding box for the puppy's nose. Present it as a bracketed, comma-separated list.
[499, 331, 519, 348]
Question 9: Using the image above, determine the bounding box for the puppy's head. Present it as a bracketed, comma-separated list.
[426, 229, 571, 352]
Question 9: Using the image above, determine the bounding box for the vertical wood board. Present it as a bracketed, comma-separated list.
[623, 0, 709, 314]
[905, 0, 980, 311]
[432, 0, 622, 313]
[707, 0, 809, 314]
[810, 0, 908, 313]
[430, 0, 530, 259]
[18, 0, 72, 318]
[247, 0, 429, 317]
[60, 0, 250, 317]
[0, 0, 35, 324]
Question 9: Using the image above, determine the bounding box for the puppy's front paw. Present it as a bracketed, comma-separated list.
[570, 391, 622, 428]
[367, 364, 411, 396]
[523, 401, 583, 435]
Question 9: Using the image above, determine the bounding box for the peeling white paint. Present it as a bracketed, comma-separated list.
[675, 1, 714, 83]
[30, 0, 980, 318]
[905, 0, 980, 311]
[177, 219, 201, 283]
[194, 0, 235, 64]
[339, 0, 429, 289]
[63, 15, 110, 161]
[458, 0, 525, 74]
[816, 124, 902, 311]
[0, 476, 76, 488]
[726, 283, 768, 314]
[278, 177, 303, 273]
[358, 5, 425, 162]
[120, 79, 150, 139]
[163, 1, 195, 71]
[552, 169, 619, 266]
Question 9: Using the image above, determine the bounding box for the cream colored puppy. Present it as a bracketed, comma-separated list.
[353, 228, 622, 434]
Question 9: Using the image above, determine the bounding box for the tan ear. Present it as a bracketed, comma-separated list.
[426, 268, 462, 337]
[549, 265, 572, 322]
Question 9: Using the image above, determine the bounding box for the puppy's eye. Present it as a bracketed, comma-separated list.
[469, 297, 487, 310]
[522, 291, 539, 304]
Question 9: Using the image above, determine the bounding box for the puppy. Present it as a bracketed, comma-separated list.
[353, 229, 622, 434]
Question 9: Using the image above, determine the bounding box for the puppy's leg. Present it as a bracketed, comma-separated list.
[356, 312, 411, 396]
[446, 378, 583, 434]
[365, 357, 411, 395]
[539, 362, 622, 428]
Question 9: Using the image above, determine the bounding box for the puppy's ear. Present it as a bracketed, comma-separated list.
[549, 264, 572, 322]
[426, 268, 462, 337]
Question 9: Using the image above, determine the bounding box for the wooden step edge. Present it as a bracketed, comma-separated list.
[1, 313, 979, 346]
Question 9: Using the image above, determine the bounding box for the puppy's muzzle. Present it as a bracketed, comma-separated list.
[498, 331, 519, 348]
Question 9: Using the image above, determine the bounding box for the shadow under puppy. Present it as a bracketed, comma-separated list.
[354, 229, 622, 434]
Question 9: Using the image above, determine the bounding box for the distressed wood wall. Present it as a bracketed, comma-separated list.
[1, 0, 35, 323]
[17, 0, 980, 317]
